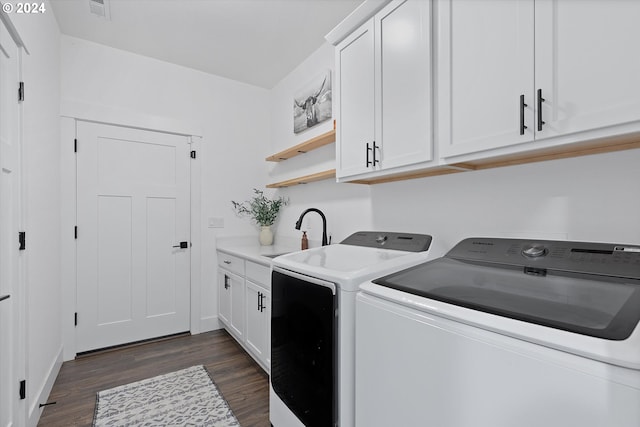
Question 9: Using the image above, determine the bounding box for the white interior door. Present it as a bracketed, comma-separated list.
[0, 19, 24, 427]
[76, 121, 191, 353]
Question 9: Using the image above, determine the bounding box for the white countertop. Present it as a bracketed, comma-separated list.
[216, 235, 302, 265]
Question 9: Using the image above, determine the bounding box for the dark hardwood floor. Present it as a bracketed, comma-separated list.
[38, 330, 269, 426]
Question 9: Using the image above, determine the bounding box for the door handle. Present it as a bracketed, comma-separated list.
[366, 143, 372, 167]
[172, 241, 189, 249]
[0, 294, 10, 303]
[372, 141, 379, 165]
[537, 88, 545, 131]
[520, 94, 528, 135]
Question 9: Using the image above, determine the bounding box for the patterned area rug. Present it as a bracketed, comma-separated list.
[93, 365, 240, 426]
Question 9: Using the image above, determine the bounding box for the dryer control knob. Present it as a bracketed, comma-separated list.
[522, 243, 547, 258]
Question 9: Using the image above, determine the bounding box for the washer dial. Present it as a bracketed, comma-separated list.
[522, 243, 547, 258]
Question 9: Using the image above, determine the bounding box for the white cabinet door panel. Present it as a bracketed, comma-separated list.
[439, 0, 534, 157]
[535, 0, 640, 139]
[336, 20, 376, 178]
[377, 0, 433, 169]
[218, 269, 231, 326]
[245, 281, 269, 369]
[229, 272, 245, 339]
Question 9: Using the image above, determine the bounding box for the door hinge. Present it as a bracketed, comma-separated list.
[18, 82, 24, 102]
[19, 380, 26, 400]
[190, 150, 196, 159]
[74, 312, 78, 326]
[18, 231, 25, 250]
[74, 226, 77, 239]
[74, 138, 77, 153]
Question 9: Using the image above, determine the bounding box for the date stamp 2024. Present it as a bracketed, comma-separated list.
[2, 2, 47, 14]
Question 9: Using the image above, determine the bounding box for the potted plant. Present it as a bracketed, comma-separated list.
[232, 189, 288, 245]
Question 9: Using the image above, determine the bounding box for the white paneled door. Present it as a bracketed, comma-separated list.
[0, 20, 24, 427]
[76, 122, 191, 353]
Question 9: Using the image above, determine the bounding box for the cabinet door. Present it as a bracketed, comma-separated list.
[229, 272, 245, 339]
[438, 0, 535, 158]
[218, 270, 231, 326]
[535, 0, 640, 140]
[218, 269, 244, 339]
[336, 19, 376, 178]
[376, 0, 433, 170]
[245, 281, 269, 369]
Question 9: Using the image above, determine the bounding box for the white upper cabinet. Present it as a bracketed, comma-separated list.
[335, 0, 433, 181]
[534, 0, 640, 140]
[376, 0, 433, 171]
[438, 0, 534, 157]
[336, 20, 376, 178]
[439, 0, 640, 160]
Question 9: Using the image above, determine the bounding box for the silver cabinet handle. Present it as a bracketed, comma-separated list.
[223, 260, 231, 264]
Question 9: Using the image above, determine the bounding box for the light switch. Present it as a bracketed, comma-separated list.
[208, 217, 224, 228]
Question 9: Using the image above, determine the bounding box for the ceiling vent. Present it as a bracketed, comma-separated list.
[89, 0, 111, 20]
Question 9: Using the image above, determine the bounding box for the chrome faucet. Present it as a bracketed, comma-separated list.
[295, 208, 329, 246]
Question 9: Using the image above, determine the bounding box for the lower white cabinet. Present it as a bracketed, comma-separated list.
[217, 269, 245, 341]
[245, 280, 270, 369]
[217, 250, 271, 372]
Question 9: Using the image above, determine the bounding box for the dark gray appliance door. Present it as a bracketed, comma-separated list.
[271, 269, 337, 427]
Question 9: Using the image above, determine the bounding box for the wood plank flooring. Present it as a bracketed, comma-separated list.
[38, 330, 269, 426]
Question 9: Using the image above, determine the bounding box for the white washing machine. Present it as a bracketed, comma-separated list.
[356, 237, 640, 427]
[269, 231, 433, 427]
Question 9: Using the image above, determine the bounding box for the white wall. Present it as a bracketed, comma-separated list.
[372, 149, 640, 257]
[269, 43, 372, 246]
[7, 2, 62, 424]
[60, 36, 270, 334]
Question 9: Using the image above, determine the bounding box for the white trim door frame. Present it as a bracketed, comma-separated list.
[0, 17, 26, 427]
[61, 109, 202, 359]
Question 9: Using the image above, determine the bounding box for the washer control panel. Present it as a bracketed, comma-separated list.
[341, 231, 432, 252]
[448, 237, 640, 279]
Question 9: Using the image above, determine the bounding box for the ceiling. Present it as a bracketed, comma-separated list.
[50, 0, 363, 89]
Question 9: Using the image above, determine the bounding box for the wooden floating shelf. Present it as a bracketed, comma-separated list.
[266, 129, 336, 162]
[266, 169, 336, 188]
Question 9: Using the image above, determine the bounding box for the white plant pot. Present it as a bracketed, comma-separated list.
[259, 225, 273, 246]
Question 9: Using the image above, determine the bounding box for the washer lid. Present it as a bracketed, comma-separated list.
[374, 257, 640, 340]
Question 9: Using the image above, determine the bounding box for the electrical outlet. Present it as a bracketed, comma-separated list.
[208, 217, 224, 228]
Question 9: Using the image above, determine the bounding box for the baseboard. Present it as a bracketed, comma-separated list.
[200, 315, 222, 333]
[27, 346, 63, 427]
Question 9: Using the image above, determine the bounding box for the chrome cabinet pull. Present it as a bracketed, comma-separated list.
[223, 260, 231, 264]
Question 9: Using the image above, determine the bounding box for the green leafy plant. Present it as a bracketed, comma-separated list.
[231, 189, 288, 227]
